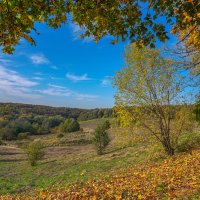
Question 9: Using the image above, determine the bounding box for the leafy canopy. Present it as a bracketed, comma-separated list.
[0, 0, 199, 53]
[113, 44, 196, 155]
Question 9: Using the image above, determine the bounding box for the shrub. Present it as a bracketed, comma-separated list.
[57, 133, 64, 138]
[36, 126, 49, 135]
[0, 127, 17, 140]
[17, 132, 30, 140]
[60, 118, 80, 133]
[9, 119, 33, 134]
[0, 140, 4, 145]
[26, 140, 44, 166]
[102, 120, 111, 130]
[176, 132, 200, 152]
[92, 124, 110, 155]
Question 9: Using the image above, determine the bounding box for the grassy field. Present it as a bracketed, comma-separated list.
[0, 118, 199, 198]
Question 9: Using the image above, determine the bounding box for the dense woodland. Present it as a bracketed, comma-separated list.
[0, 103, 113, 140]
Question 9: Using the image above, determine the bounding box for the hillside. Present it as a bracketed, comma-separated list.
[0, 103, 113, 119]
[3, 148, 199, 199]
[0, 118, 199, 199]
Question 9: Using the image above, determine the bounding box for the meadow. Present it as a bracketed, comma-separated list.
[0, 118, 200, 199]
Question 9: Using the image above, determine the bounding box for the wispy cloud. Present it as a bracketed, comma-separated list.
[50, 65, 58, 70]
[70, 21, 93, 43]
[0, 54, 13, 66]
[39, 83, 98, 101]
[32, 77, 44, 80]
[48, 84, 66, 89]
[39, 88, 71, 97]
[0, 66, 38, 87]
[66, 73, 91, 82]
[101, 76, 112, 87]
[0, 65, 40, 99]
[0, 58, 13, 65]
[39, 84, 71, 97]
[30, 54, 49, 65]
[75, 93, 99, 101]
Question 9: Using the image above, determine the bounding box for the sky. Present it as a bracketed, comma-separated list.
[0, 20, 176, 109]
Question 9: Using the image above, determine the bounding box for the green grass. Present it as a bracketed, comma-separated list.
[0, 153, 150, 194]
[0, 118, 199, 195]
[0, 139, 164, 194]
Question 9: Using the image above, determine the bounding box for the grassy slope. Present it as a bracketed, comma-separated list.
[0, 118, 199, 199]
[4, 148, 199, 199]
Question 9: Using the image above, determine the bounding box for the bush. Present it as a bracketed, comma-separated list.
[57, 133, 64, 138]
[26, 140, 44, 166]
[17, 132, 30, 140]
[92, 124, 110, 155]
[0, 127, 17, 140]
[0, 140, 5, 145]
[102, 120, 111, 130]
[176, 132, 200, 152]
[60, 118, 80, 133]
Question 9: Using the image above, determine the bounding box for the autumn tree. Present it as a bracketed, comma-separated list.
[169, 24, 200, 77]
[0, 0, 199, 54]
[195, 98, 200, 122]
[60, 118, 80, 133]
[92, 120, 111, 155]
[26, 140, 44, 166]
[113, 44, 196, 155]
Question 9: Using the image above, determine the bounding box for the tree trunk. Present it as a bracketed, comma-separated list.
[161, 133, 174, 156]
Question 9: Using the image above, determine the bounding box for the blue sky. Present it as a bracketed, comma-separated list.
[0, 21, 176, 108]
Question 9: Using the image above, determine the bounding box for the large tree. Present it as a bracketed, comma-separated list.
[113, 44, 197, 155]
[0, 0, 199, 54]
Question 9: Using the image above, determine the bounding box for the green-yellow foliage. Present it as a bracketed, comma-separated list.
[26, 140, 44, 166]
[0, 1, 199, 54]
[113, 44, 196, 155]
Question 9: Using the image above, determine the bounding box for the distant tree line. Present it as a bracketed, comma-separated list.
[0, 103, 113, 119]
[0, 103, 113, 141]
[0, 115, 65, 140]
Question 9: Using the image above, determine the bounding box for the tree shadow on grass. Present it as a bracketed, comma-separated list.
[0, 158, 25, 162]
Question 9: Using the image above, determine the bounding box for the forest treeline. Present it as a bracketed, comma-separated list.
[0, 103, 113, 140]
[0, 103, 113, 119]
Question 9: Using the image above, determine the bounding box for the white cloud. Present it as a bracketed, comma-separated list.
[66, 73, 91, 82]
[39, 84, 72, 97]
[32, 77, 44, 80]
[50, 65, 58, 70]
[70, 21, 93, 43]
[0, 65, 40, 99]
[48, 84, 66, 89]
[34, 72, 44, 76]
[39, 83, 98, 101]
[0, 58, 13, 65]
[75, 93, 99, 101]
[101, 76, 112, 87]
[30, 54, 49, 64]
[70, 22, 82, 34]
[0, 66, 38, 87]
[40, 88, 71, 97]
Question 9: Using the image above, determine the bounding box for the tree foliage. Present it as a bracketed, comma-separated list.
[92, 120, 111, 155]
[0, 103, 113, 120]
[26, 140, 44, 166]
[60, 118, 80, 133]
[113, 44, 196, 155]
[0, 103, 112, 140]
[0, 0, 199, 53]
[195, 100, 200, 122]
